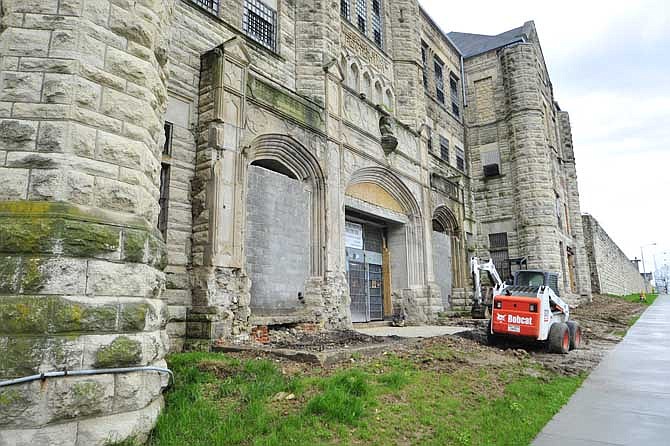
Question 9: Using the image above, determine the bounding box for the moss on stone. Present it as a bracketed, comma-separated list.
[119, 303, 149, 332]
[0, 218, 56, 254]
[21, 258, 45, 292]
[0, 256, 21, 293]
[0, 336, 44, 377]
[51, 299, 118, 334]
[61, 220, 120, 258]
[124, 229, 147, 263]
[0, 296, 50, 334]
[0, 388, 22, 406]
[94, 336, 142, 368]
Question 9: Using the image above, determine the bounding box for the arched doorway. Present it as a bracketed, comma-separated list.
[432, 206, 461, 310]
[345, 167, 424, 322]
[243, 134, 325, 317]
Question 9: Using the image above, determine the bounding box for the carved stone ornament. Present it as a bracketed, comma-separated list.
[378, 110, 398, 155]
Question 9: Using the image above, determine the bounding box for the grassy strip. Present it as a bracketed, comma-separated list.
[144, 348, 584, 446]
[613, 293, 658, 306]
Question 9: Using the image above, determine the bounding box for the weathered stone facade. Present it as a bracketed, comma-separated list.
[582, 214, 650, 295]
[0, 1, 594, 443]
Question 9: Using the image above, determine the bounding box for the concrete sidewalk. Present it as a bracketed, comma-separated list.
[354, 325, 470, 338]
[532, 295, 670, 446]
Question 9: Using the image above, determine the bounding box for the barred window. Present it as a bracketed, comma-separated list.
[450, 76, 460, 117]
[489, 233, 511, 281]
[158, 164, 170, 238]
[439, 136, 449, 162]
[434, 57, 445, 104]
[163, 122, 173, 156]
[190, 0, 220, 15]
[341, 0, 351, 20]
[427, 126, 433, 152]
[371, 0, 383, 48]
[456, 147, 465, 171]
[243, 0, 277, 52]
[481, 147, 501, 177]
[421, 42, 428, 90]
[356, 0, 367, 33]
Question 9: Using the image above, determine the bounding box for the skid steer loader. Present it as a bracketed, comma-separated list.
[470, 257, 581, 354]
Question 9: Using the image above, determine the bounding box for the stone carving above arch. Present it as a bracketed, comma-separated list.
[347, 166, 424, 286]
[244, 134, 326, 276]
[340, 51, 394, 110]
[433, 205, 460, 236]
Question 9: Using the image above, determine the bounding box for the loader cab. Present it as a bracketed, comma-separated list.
[513, 270, 560, 296]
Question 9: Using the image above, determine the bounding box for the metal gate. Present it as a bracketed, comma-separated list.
[346, 221, 385, 323]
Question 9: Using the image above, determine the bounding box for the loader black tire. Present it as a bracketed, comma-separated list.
[486, 319, 499, 346]
[566, 321, 582, 350]
[548, 322, 570, 354]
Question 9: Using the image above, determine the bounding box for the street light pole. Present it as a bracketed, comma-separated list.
[640, 243, 657, 294]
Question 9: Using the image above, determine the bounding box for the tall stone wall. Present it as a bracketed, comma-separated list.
[582, 214, 648, 296]
[0, 1, 175, 444]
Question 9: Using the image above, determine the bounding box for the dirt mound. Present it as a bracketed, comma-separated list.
[268, 328, 393, 351]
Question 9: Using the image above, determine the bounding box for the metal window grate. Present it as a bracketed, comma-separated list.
[371, 0, 383, 48]
[434, 58, 445, 104]
[456, 147, 465, 171]
[163, 122, 173, 156]
[439, 136, 449, 162]
[158, 164, 171, 237]
[356, 0, 367, 33]
[190, 0, 220, 15]
[341, 0, 351, 20]
[421, 43, 428, 89]
[489, 233, 510, 280]
[363, 226, 383, 253]
[243, 0, 277, 52]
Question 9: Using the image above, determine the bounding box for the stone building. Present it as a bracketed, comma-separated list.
[0, 0, 592, 444]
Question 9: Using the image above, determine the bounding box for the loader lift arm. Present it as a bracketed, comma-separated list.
[470, 257, 506, 318]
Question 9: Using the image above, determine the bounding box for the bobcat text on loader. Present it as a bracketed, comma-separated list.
[470, 257, 582, 354]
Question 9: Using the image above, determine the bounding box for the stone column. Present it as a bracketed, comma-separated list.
[0, 1, 175, 444]
[501, 43, 562, 276]
[187, 39, 252, 348]
[559, 111, 592, 301]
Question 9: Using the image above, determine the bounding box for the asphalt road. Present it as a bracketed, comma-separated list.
[532, 295, 670, 446]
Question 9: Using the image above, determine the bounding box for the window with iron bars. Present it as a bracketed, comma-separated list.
[434, 57, 445, 104]
[371, 0, 383, 48]
[450, 76, 460, 117]
[356, 0, 367, 33]
[426, 126, 433, 152]
[340, 0, 350, 20]
[421, 42, 428, 90]
[489, 233, 511, 281]
[456, 147, 465, 171]
[243, 0, 277, 52]
[439, 136, 449, 162]
[190, 0, 220, 15]
[158, 164, 170, 238]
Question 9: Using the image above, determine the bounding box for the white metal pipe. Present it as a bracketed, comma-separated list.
[0, 366, 173, 388]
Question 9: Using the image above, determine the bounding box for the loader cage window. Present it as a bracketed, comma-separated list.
[516, 271, 545, 288]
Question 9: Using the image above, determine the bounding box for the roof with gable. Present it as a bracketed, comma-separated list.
[447, 21, 535, 58]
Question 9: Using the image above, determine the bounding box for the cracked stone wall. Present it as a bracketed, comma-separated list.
[582, 214, 649, 296]
[0, 0, 175, 444]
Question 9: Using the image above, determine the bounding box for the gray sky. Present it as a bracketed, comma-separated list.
[419, 0, 670, 273]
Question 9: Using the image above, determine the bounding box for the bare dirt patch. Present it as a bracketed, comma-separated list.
[455, 293, 648, 376]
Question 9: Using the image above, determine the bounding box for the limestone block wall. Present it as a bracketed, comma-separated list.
[0, 0, 175, 444]
[582, 214, 648, 295]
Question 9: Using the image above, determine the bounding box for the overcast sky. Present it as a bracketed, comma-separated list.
[419, 0, 670, 273]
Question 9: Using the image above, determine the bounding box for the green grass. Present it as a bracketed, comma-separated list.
[613, 293, 658, 306]
[146, 346, 584, 446]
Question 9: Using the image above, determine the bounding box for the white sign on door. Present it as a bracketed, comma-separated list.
[345, 221, 363, 249]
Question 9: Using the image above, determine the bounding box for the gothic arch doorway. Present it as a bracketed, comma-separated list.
[344, 167, 424, 322]
[243, 134, 326, 317]
[432, 206, 462, 310]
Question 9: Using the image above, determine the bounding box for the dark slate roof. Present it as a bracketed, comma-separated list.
[448, 22, 533, 58]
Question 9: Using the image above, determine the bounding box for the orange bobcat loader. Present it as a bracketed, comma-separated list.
[470, 257, 581, 354]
